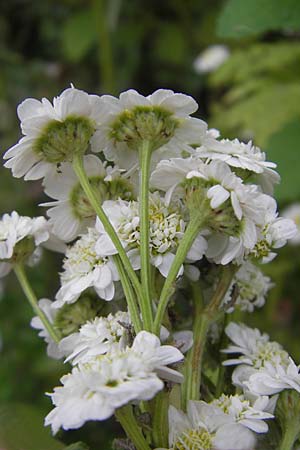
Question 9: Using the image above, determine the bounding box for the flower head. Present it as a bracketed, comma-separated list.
[282, 203, 300, 245]
[0, 211, 49, 276]
[53, 228, 119, 308]
[4, 87, 102, 180]
[193, 45, 230, 74]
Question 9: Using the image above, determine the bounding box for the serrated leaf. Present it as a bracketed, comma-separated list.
[0, 403, 64, 450]
[266, 119, 300, 202]
[62, 10, 97, 62]
[217, 0, 300, 38]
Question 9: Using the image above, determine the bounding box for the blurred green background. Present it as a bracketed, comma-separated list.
[0, 0, 300, 448]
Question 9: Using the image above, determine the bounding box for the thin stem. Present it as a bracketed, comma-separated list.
[151, 390, 169, 448]
[72, 154, 144, 308]
[138, 141, 154, 331]
[279, 419, 300, 450]
[153, 214, 206, 335]
[92, 0, 116, 93]
[183, 267, 236, 406]
[14, 264, 60, 344]
[115, 405, 151, 450]
[113, 255, 142, 333]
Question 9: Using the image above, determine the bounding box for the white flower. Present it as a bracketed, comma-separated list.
[95, 193, 207, 277]
[282, 203, 300, 245]
[90, 89, 207, 172]
[0, 211, 50, 277]
[45, 331, 184, 433]
[211, 393, 274, 433]
[245, 357, 300, 396]
[31, 298, 64, 359]
[168, 401, 256, 450]
[41, 155, 105, 241]
[4, 87, 102, 180]
[193, 45, 230, 74]
[41, 155, 134, 242]
[59, 311, 131, 364]
[222, 262, 273, 313]
[45, 354, 163, 434]
[222, 322, 290, 369]
[196, 138, 280, 193]
[53, 228, 119, 308]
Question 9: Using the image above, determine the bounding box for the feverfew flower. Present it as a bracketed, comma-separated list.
[211, 393, 274, 433]
[282, 203, 300, 245]
[0, 211, 49, 277]
[90, 89, 207, 171]
[95, 193, 207, 277]
[222, 322, 290, 370]
[193, 45, 230, 74]
[59, 311, 131, 364]
[31, 298, 64, 359]
[196, 138, 280, 193]
[167, 401, 256, 450]
[41, 155, 133, 241]
[4, 87, 102, 180]
[53, 228, 119, 308]
[222, 262, 273, 313]
[45, 331, 184, 433]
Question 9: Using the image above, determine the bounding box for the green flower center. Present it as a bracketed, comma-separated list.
[33, 116, 95, 163]
[109, 105, 180, 150]
[173, 428, 212, 450]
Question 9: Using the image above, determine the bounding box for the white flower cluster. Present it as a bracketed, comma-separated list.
[46, 328, 184, 433]
[2, 86, 299, 449]
[223, 322, 300, 396]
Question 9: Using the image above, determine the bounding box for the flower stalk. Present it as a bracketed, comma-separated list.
[115, 405, 151, 450]
[14, 263, 60, 344]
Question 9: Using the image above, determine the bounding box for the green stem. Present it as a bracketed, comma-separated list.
[279, 419, 300, 450]
[138, 141, 154, 331]
[153, 213, 206, 335]
[115, 405, 151, 450]
[151, 390, 169, 448]
[72, 154, 144, 308]
[113, 255, 142, 333]
[14, 264, 60, 344]
[92, 0, 115, 93]
[183, 267, 236, 406]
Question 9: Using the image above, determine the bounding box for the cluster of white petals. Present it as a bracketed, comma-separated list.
[54, 227, 119, 308]
[223, 322, 300, 396]
[46, 331, 184, 433]
[0, 211, 49, 277]
[95, 193, 207, 277]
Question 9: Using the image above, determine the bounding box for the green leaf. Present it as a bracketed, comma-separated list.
[63, 443, 90, 450]
[217, 0, 300, 38]
[62, 10, 97, 62]
[0, 403, 64, 450]
[266, 119, 300, 202]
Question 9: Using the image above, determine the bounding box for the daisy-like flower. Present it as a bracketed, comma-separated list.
[90, 89, 207, 172]
[196, 138, 280, 194]
[41, 155, 134, 242]
[0, 211, 49, 277]
[59, 310, 131, 365]
[251, 196, 297, 263]
[31, 298, 64, 360]
[211, 393, 274, 433]
[45, 331, 184, 433]
[166, 401, 257, 450]
[222, 322, 290, 370]
[53, 228, 119, 308]
[193, 45, 230, 74]
[95, 193, 207, 277]
[4, 87, 102, 180]
[222, 261, 273, 313]
[282, 203, 300, 245]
